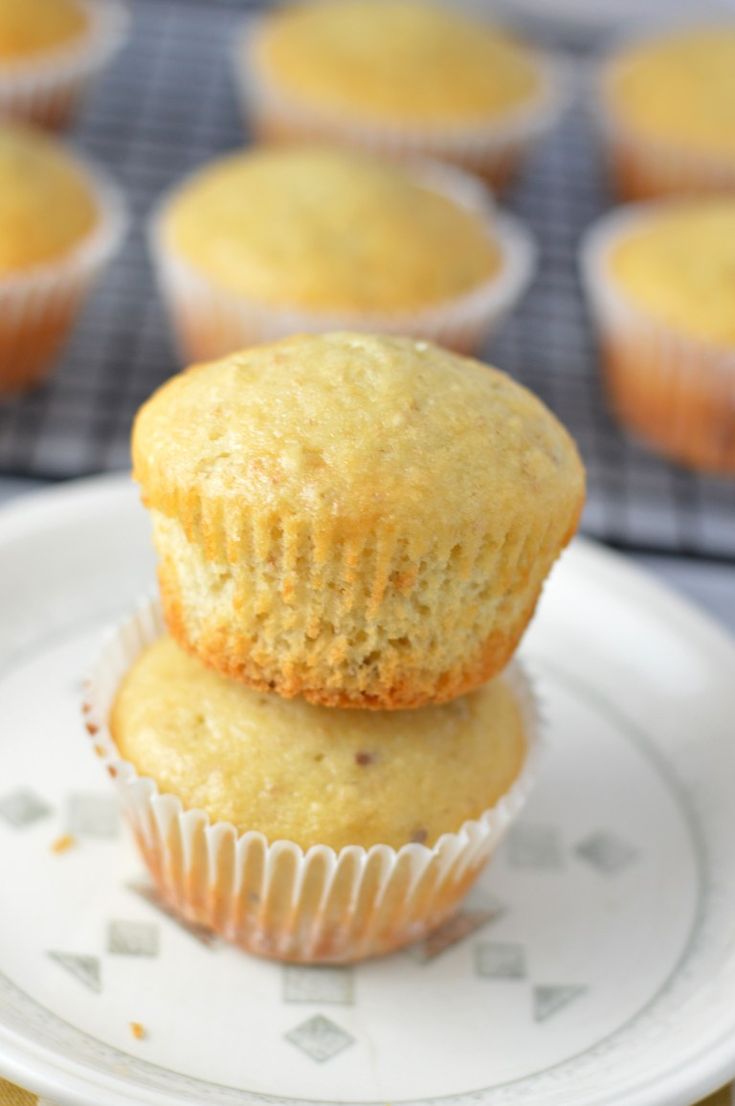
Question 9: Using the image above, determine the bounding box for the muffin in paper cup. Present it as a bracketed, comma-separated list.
[580, 202, 735, 474]
[0, 0, 129, 132]
[598, 25, 735, 201]
[235, 15, 566, 194]
[83, 597, 542, 964]
[0, 154, 126, 394]
[149, 154, 536, 363]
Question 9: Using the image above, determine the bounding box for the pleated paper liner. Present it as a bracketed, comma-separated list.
[84, 595, 542, 964]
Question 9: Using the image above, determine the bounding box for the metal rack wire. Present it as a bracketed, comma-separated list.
[0, 0, 732, 557]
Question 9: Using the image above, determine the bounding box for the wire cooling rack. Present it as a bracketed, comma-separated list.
[0, 0, 733, 558]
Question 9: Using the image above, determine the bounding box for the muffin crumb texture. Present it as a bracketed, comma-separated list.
[133, 332, 584, 708]
[111, 635, 527, 851]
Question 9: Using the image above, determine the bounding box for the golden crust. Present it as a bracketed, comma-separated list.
[159, 562, 538, 709]
[134, 333, 584, 708]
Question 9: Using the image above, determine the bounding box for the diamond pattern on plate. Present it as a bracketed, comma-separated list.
[533, 984, 587, 1022]
[108, 919, 160, 957]
[414, 908, 503, 963]
[66, 793, 119, 839]
[127, 881, 218, 947]
[575, 830, 638, 875]
[48, 951, 101, 994]
[283, 966, 354, 1005]
[475, 942, 527, 979]
[507, 823, 563, 870]
[285, 1015, 355, 1063]
[0, 789, 52, 828]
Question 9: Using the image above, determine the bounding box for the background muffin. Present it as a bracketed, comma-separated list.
[150, 145, 535, 359]
[600, 26, 735, 199]
[237, 0, 564, 191]
[0, 0, 127, 130]
[581, 198, 735, 473]
[133, 332, 585, 710]
[0, 124, 125, 392]
[89, 600, 540, 963]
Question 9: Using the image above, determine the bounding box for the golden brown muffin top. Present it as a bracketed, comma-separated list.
[133, 332, 584, 543]
[0, 0, 88, 61]
[0, 126, 97, 273]
[609, 200, 735, 347]
[605, 27, 735, 160]
[161, 146, 501, 313]
[111, 636, 527, 850]
[251, 0, 542, 126]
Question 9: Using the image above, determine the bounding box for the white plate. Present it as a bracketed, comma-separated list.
[0, 473, 733, 1106]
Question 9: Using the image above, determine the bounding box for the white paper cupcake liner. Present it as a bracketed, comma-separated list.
[149, 157, 536, 364]
[598, 33, 735, 200]
[0, 153, 127, 393]
[83, 595, 542, 964]
[580, 203, 735, 474]
[0, 0, 128, 131]
[234, 19, 568, 192]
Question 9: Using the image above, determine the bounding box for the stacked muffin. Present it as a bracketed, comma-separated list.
[89, 331, 585, 963]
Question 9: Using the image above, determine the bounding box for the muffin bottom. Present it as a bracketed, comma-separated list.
[0, 282, 86, 392]
[159, 563, 541, 710]
[252, 116, 523, 193]
[604, 128, 735, 202]
[129, 819, 488, 964]
[601, 331, 735, 474]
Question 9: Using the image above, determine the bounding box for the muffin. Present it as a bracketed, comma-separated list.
[86, 598, 540, 963]
[150, 146, 535, 361]
[0, 0, 127, 131]
[0, 124, 125, 393]
[132, 332, 585, 709]
[582, 199, 735, 474]
[600, 26, 735, 200]
[236, 0, 564, 191]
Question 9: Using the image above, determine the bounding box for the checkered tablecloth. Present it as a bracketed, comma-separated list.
[0, 1078, 732, 1105]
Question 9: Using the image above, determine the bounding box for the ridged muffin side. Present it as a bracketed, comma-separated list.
[133, 332, 585, 708]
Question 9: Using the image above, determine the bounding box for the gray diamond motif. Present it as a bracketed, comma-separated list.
[475, 942, 527, 979]
[48, 951, 101, 994]
[507, 823, 562, 870]
[534, 984, 586, 1022]
[285, 1015, 354, 1063]
[127, 881, 218, 947]
[414, 908, 503, 963]
[0, 789, 52, 828]
[67, 793, 119, 839]
[108, 920, 159, 957]
[576, 831, 638, 875]
[283, 966, 354, 1004]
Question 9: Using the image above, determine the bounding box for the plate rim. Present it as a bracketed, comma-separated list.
[0, 471, 734, 1106]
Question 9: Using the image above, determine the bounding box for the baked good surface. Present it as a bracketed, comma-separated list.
[250, 0, 542, 126]
[0, 0, 88, 61]
[605, 27, 735, 162]
[160, 145, 501, 313]
[133, 332, 585, 708]
[0, 125, 97, 274]
[609, 200, 735, 347]
[111, 635, 527, 851]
